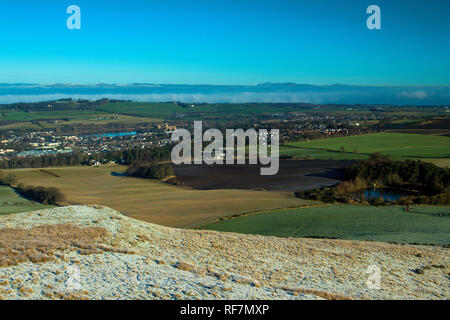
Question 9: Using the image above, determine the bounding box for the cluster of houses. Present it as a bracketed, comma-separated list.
[0, 124, 175, 160]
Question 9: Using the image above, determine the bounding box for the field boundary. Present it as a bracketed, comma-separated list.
[39, 169, 60, 178]
[192, 202, 329, 230]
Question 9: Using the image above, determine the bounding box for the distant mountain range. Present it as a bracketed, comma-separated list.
[0, 83, 449, 105]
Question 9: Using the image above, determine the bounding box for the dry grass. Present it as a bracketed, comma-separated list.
[175, 262, 195, 272]
[280, 287, 353, 300]
[1, 205, 449, 299]
[7, 166, 310, 228]
[0, 224, 131, 267]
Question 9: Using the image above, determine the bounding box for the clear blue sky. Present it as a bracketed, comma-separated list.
[0, 0, 449, 85]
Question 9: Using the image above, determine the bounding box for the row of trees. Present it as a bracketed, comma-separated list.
[16, 183, 66, 205]
[0, 171, 65, 205]
[297, 154, 450, 205]
[122, 147, 172, 165]
[0, 146, 173, 169]
[3, 98, 116, 112]
[347, 153, 450, 193]
[126, 162, 174, 180]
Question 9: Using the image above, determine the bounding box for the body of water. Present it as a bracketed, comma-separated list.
[356, 188, 413, 202]
[86, 132, 137, 138]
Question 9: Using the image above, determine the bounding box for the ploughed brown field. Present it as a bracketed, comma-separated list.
[174, 160, 353, 192]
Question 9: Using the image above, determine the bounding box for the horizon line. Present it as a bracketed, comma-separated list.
[1, 82, 450, 88]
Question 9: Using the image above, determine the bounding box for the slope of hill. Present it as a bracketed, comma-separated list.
[0, 206, 448, 300]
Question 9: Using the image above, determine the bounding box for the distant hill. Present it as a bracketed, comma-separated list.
[0, 83, 449, 105]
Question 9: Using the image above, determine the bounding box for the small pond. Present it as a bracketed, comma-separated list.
[355, 188, 413, 202]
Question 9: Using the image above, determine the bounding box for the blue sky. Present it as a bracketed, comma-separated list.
[0, 0, 449, 85]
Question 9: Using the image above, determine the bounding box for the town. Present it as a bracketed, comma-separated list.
[0, 122, 176, 162]
[0, 99, 427, 166]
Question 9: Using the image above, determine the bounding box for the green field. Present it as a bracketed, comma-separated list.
[98, 102, 184, 118]
[99, 102, 308, 119]
[0, 110, 100, 122]
[0, 109, 162, 130]
[282, 132, 450, 161]
[0, 186, 52, 215]
[0, 102, 290, 127]
[202, 204, 450, 245]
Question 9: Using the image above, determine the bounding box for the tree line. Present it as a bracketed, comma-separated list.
[297, 153, 450, 205]
[0, 171, 65, 205]
[0, 146, 172, 169]
[347, 153, 450, 193]
[126, 162, 174, 180]
[1, 98, 123, 112]
[16, 184, 65, 205]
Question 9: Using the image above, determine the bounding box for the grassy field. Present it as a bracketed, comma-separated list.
[280, 146, 369, 160]
[7, 165, 312, 228]
[98, 102, 330, 119]
[0, 110, 101, 121]
[423, 158, 450, 168]
[282, 132, 450, 161]
[0, 186, 52, 215]
[202, 204, 450, 245]
[98, 102, 184, 118]
[0, 102, 288, 128]
[0, 109, 161, 130]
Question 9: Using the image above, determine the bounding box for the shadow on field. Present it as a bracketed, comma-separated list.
[111, 172, 127, 177]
